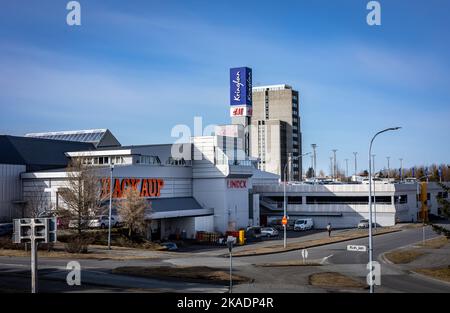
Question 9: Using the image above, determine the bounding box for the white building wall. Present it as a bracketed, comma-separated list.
[193, 178, 227, 233]
[0, 164, 26, 222]
[257, 183, 419, 228]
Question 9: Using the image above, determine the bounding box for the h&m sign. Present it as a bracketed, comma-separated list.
[101, 178, 164, 199]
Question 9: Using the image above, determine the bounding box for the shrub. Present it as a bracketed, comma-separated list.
[64, 235, 93, 254]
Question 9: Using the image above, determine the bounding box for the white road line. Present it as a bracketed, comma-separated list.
[320, 254, 334, 264]
[0, 263, 29, 268]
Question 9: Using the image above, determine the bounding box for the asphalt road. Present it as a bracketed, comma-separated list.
[1, 225, 448, 293]
[234, 225, 450, 293]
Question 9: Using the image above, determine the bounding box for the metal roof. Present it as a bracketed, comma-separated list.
[0, 135, 95, 171]
[24, 129, 120, 148]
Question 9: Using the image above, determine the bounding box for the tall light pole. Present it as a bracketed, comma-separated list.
[345, 158, 349, 179]
[386, 156, 390, 179]
[284, 152, 311, 248]
[368, 127, 401, 293]
[353, 152, 358, 179]
[108, 163, 115, 250]
[372, 154, 377, 230]
[311, 144, 317, 182]
[329, 157, 333, 179]
[332, 149, 338, 180]
[399, 158, 403, 182]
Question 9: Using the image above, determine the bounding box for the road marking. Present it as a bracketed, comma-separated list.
[0, 263, 29, 268]
[320, 254, 334, 264]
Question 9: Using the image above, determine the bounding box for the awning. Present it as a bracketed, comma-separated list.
[144, 197, 213, 220]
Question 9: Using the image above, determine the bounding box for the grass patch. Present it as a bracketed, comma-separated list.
[112, 266, 252, 285]
[417, 236, 448, 249]
[415, 266, 450, 283]
[0, 248, 159, 260]
[255, 260, 322, 267]
[385, 250, 425, 264]
[309, 272, 367, 289]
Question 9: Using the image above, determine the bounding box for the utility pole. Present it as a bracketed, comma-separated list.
[353, 152, 358, 179]
[332, 149, 338, 180]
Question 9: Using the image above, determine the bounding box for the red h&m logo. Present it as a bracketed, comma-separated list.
[227, 179, 247, 189]
[232, 107, 244, 116]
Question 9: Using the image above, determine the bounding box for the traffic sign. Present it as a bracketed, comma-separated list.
[282, 216, 288, 226]
[347, 245, 367, 252]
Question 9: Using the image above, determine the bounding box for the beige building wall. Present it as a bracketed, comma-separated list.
[249, 85, 302, 181]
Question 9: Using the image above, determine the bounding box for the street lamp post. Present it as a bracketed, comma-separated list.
[386, 156, 390, 179]
[372, 154, 377, 230]
[332, 149, 338, 180]
[108, 163, 115, 250]
[399, 158, 403, 182]
[345, 158, 349, 180]
[311, 144, 317, 182]
[284, 152, 311, 248]
[353, 152, 358, 180]
[368, 127, 401, 293]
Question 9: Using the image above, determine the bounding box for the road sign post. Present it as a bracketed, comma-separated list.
[227, 236, 236, 294]
[13, 217, 57, 293]
[282, 216, 288, 249]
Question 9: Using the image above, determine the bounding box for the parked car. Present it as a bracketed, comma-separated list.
[69, 215, 120, 229]
[0, 223, 13, 236]
[246, 226, 262, 241]
[161, 242, 178, 251]
[38, 211, 69, 229]
[357, 219, 375, 229]
[294, 218, 314, 231]
[261, 227, 279, 238]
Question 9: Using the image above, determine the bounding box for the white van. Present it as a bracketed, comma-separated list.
[294, 218, 314, 231]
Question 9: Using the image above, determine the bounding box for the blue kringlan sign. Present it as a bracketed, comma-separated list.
[230, 67, 252, 106]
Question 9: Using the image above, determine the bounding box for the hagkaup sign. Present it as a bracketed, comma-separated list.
[100, 178, 164, 199]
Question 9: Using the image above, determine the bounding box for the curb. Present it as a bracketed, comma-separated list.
[409, 270, 450, 287]
[228, 229, 402, 258]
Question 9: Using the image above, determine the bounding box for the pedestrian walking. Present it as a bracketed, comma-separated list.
[326, 223, 332, 237]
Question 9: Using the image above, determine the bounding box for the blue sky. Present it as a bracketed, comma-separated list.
[1, 0, 449, 174]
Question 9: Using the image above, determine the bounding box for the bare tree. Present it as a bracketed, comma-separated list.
[57, 158, 106, 235]
[117, 188, 149, 238]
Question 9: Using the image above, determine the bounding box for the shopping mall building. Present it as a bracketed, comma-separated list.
[1, 68, 447, 238]
[1, 127, 445, 240]
[0, 127, 280, 240]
